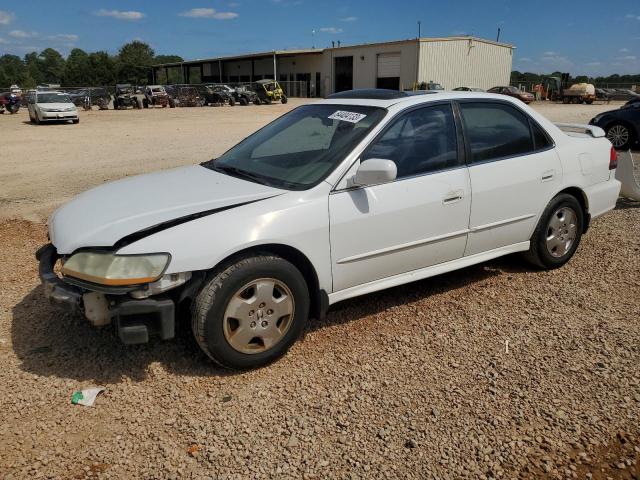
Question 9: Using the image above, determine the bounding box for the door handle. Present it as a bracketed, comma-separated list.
[541, 170, 555, 182]
[443, 190, 464, 205]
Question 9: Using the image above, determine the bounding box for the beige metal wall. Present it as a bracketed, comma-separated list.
[320, 41, 419, 95]
[418, 39, 513, 90]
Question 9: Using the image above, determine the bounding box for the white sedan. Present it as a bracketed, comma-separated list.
[38, 89, 621, 369]
[27, 90, 79, 124]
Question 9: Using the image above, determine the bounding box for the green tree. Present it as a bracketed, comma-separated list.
[38, 48, 65, 84]
[63, 48, 91, 86]
[88, 51, 116, 86]
[0, 54, 27, 87]
[23, 52, 44, 87]
[117, 41, 155, 85]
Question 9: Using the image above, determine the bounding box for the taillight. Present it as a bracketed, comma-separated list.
[609, 146, 618, 170]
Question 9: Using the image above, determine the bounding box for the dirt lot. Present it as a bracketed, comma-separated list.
[0, 100, 639, 479]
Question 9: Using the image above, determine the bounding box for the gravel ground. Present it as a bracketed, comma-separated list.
[0, 100, 639, 479]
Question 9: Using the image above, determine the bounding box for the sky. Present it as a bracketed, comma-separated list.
[0, 0, 639, 76]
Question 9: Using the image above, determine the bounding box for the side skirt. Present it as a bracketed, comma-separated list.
[328, 241, 530, 305]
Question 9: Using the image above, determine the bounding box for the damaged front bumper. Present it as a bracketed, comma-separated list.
[36, 244, 187, 345]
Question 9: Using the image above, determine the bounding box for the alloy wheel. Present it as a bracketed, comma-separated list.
[607, 124, 630, 148]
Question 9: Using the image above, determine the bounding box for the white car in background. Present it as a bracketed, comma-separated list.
[27, 90, 79, 124]
[38, 89, 621, 369]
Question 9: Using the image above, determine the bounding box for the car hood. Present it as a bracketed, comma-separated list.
[50, 165, 284, 254]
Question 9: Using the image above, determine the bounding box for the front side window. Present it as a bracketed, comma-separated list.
[362, 103, 460, 178]
[206, 104, 386, 190]
[459, 102, 534, 162]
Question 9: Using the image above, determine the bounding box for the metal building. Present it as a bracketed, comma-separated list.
[151, 36, 514, 97]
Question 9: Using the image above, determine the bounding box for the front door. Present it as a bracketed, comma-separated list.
[457, 100, 561, 256]
[329, 103, 471, 292]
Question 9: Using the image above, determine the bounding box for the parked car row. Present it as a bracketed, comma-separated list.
[2, 80, 291, 125]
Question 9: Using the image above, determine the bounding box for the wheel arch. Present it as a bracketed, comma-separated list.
[556, 186, 590, 232]
[204, 243, 327, 321]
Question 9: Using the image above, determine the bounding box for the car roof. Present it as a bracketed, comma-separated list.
[319, 90, 529, 109]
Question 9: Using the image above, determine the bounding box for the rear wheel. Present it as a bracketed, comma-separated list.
[192, 255, 309, 369]
[523, 194, 583, 269]
[254, 98, 262, 105]
[606, 123, 633, 150]
[281, 95, 288, 104]
[240, 97, 248, 106]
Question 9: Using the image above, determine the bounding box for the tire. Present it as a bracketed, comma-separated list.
[265, 97, 272, 105]
[143, 99, 149, 109]
[169, 98, 176, 108]
[254, 98, 262, 105]
[585, 99, 594, 105]
[192, 254, 310, 370]
[240, 97, 248, 106]
[523, 194, 584, 270]
[113, 100, 119, 110]
[72, 119, 79, 124]
[229, 98, 235, 106]
[606, 123, 634, 150]
[281, 95, 288, 104]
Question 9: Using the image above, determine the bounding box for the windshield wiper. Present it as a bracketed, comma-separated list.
[212, 164, 270, 186]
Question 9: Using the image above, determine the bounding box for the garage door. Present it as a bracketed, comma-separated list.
[377, 53, 401, 78]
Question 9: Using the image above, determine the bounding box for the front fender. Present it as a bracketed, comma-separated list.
[117, 188, 333, 292]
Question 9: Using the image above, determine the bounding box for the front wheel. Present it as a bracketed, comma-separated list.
[606, 123, 633, 150]
[281, 95, 288, 104]
[523, 194, 583, 269]
[192, 255, 309, 369]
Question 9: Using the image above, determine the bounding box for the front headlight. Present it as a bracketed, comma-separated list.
[61, 251, 170, 286]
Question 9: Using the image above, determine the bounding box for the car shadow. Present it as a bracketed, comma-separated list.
[12, 255, 525, 383]
[615, 197, 640, 210]
[310, 254, 525, 332]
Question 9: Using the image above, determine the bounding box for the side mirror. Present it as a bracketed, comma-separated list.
[352, 158, 397, 187]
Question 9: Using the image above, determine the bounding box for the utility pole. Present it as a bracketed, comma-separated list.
[418, 21, 421, 38]
[496, 27, 501, 42]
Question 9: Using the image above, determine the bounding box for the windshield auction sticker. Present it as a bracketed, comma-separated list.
[328, 111, 367, 123]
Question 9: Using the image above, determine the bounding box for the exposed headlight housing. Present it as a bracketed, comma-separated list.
[61, 251, 170, 286]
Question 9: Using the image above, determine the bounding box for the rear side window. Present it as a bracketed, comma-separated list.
[459, 102, 534, 162]
[362, 103, 460, 178]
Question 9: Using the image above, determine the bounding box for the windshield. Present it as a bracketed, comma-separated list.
[205, 104, 386, 190]
[37, 93, 71, 103]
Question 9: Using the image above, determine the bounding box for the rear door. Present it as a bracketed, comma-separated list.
[329, 102, 471, 291]
[457, 100, 560, 256]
